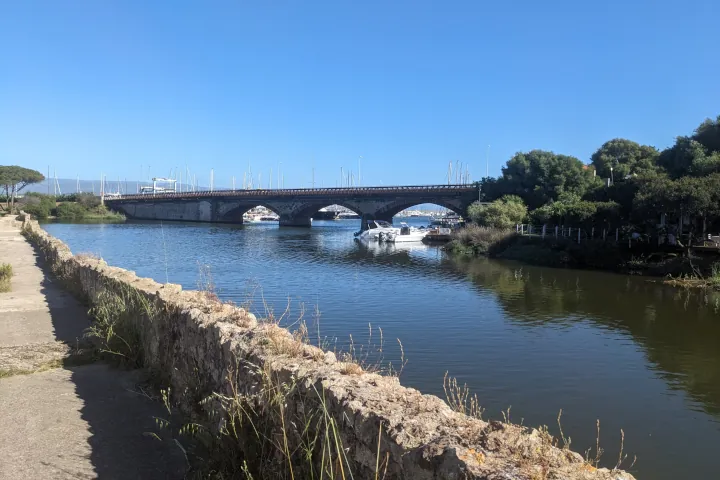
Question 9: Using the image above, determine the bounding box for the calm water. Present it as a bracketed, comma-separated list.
[44, 219, 720, 479]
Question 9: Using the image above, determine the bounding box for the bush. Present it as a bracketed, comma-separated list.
[19, 193, 56, 219]
[56, 202, 87, 220]
[0, 263, 12, 292]
[468, 195, 527, 229]
[77, 193, 101, 209]
[448, 225, 518, 255]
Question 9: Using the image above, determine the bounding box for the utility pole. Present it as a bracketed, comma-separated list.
[312, 167, 315, 188]
[340, 167, 344, 188]
[210, 169, 214, 192]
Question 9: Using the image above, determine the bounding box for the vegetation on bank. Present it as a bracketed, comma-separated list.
[472, 114, 720, 244]
[448, 114, 720, 288]
[0, 263, 12, 292]
[19, 192, 125, 221]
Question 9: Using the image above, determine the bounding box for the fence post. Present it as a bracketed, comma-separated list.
[521, 224, 524, 235]
[516, 224, 519, 233]
[542, 224, 547, 238]
[529, 224, 532, 235]
[555, 225, 558, 238]
[577, 228, 581, 244]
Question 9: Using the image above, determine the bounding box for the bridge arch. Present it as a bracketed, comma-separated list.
[219, 203, 281, 223]
[292, 202, 363, 220]
[377, 201, 466, 219]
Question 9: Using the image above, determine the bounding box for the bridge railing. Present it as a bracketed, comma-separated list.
[105, 184, 479, 201]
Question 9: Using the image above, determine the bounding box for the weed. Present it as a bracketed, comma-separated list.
[86, 282, 155, 367]
[443, 372, 485, 420]
[0, 262, 12, 292]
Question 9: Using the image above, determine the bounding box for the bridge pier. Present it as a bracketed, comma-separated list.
[279, 214, 312, 228]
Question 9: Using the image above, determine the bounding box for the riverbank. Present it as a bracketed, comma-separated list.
[447, 225, 720, 288]
[0, 215, 185, 479]
[15, 214, 635, 480]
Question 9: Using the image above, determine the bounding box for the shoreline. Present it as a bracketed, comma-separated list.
[14, 213, 635, 479]
[446, 227, 720, 291]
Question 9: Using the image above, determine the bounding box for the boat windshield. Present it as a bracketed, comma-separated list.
[375, 221, 393, 228]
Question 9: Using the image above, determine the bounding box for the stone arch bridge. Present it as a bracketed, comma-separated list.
[105, 185, 480, 230]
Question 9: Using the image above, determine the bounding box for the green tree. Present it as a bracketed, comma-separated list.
[658, 117, 720, 178]
[692, 115, 720, 153]
[0, 166, 45, 212]
[590, 138, 660, 180]
[468, 195, 527, 229]
[492, 150, 597, 209]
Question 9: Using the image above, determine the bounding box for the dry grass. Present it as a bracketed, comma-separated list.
[0, 262, 12, 292]
[443, 372, 636, 475]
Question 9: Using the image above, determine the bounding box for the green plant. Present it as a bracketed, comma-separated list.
[0, 262, 12, 292]
[468, 195, 527, 229]
[709, 262, 720, 289]
[56, 202, 88, 220]
[447, 225, 517, 256]
[85, 283, 155, 367]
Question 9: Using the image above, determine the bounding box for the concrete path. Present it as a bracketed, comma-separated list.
[0, 215, 187, 479]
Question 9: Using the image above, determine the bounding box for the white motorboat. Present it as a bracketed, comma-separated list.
[385, 223, 428, 243]
[354, 220, 400, 241]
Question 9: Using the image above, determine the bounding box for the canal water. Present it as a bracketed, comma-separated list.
[43, 219, 720, 479]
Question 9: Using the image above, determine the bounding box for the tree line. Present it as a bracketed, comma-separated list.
[471, 114, 720, 240]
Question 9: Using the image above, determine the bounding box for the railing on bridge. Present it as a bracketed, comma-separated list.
[105, 184, 479, 201]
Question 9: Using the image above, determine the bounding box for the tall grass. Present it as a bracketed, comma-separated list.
[0, 262, 12, 292]
[447, 225, 517, 256]
[152, 364, 389, 480]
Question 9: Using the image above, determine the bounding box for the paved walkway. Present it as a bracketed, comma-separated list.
[0, 215, 186, 479]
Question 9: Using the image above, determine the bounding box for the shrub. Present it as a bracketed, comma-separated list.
[0, 263, 12, 292]
[19, 193, 56, 219]
[56, 202, 87, 220]
[448, 225, 518, 255]
[468, 195, 527, 229]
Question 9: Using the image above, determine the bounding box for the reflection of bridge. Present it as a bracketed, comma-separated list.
[105, 184, 480, 230]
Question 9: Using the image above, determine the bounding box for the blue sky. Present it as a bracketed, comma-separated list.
[1, 0, 718, 189]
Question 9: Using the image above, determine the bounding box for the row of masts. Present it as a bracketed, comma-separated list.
[447, 160, 472, 185]
[47, 154, 485, 197]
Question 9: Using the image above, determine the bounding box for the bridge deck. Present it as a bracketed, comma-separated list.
[106, 184, 478, 202]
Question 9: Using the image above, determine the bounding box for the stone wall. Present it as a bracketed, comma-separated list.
[21, 216, 635, 480]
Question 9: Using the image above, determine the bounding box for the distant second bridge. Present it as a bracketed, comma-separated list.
[105, 184, 480, 229]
